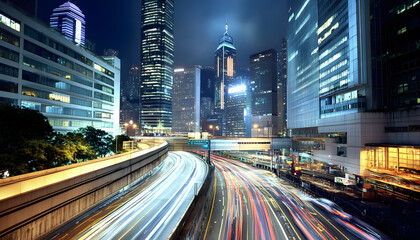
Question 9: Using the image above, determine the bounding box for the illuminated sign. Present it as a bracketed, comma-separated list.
[174, 68, 184, 73]
[75, 19, 82, 44]
[228, 84, 246, 94]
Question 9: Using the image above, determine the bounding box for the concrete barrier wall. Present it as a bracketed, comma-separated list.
[169, 158, 215, 240]
[0, 141, 168, 240]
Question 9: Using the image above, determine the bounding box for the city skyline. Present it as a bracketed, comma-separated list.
[37, 0, 287, 78]
[1, 1, 419, 240]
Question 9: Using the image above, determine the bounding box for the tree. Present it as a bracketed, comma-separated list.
[50, 132, 96, 164]
[76, 126, 114, 157]
[0, 104, 53, 176]
[112, 134, 132, 153]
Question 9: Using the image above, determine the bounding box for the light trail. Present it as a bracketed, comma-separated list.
[52, 152, 207, 240]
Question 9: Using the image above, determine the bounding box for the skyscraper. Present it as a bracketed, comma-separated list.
[50, 1, 86, 46]
[140, 0, 174, 134]
[198, 66, 216, 128]
[278, 38, 288, 136]
[287, 0, 319, 130]
[226, 78, 251, 137]
[120, 65, 141, 125]
[172, 67, 200, 133]
[215, 23, 236, 110]
[250, 49, 278, 137]
[288, 0, 420, 180]
[215, 23, 236, 136]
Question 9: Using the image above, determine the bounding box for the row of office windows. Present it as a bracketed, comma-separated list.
[94, 92, 114, 103]
[0, 44, 19, 62]
[0, 62, 18, 77]
[21, 100, 92, 118]
[0, 27, 20, 47]
[24, 25, 115, 82]
[21, 85, 92, 107]
[0, 78, 17, 93]
[24, 24, 93, 67]
[23, 56, 92, 87]
[48, 118, 113, 129]
[94, 72, 114, 87]
[22, 70, 92, 97]
[24, 40, 93, 78]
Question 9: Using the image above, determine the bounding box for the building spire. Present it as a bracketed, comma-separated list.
[225, 20, 228, 33]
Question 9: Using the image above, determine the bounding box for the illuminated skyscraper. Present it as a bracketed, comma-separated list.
[172, 68, 200, 133]
[215, 23, 236, 110]
[140, 0, 174, 133]
[226, 78, 251, 137]
[50, 1, 85, 46]
[278, 38, 288, 136]
[250, 49, 278, 137]
[121, 65, 141, 124]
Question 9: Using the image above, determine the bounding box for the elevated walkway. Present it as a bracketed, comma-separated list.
[137, 137, 292, 151]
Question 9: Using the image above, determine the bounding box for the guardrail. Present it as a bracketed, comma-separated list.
[169, 156, 215, 240]
[0, 141, 168, 240]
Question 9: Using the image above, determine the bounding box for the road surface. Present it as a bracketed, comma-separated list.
[204, 154, 384, 240]
[49, 151, 207, 240]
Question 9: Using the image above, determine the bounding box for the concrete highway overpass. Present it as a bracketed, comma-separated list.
[0, 141, 168, 240]
[137, 137, 292, 151]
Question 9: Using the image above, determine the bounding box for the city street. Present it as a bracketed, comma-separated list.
[48, 152, 207, 240]
[204, 154, 384, 240]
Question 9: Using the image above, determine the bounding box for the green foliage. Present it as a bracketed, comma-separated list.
[50, 132, 96, 164]
[0, 104, 53, 176]
[113, 134, 132, 153]
[76, 126, 114, 157]
[0, 105, 112, 177]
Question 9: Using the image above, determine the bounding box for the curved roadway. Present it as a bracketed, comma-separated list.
[205, 154, 385, 240]
[50, 152, 207, 240]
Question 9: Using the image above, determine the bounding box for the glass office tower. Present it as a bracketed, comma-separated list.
[226, 80, 251, 137]
[318, 0, 369, 119]
[50, 1, 86, 46]
[215, 23, 236, 110]
[172, 67, 200, 133]
[250, 49, 279, 137]
[120, 65, 141, 124]
[287, 0, 320, 129]
[140, 0, 174, 134]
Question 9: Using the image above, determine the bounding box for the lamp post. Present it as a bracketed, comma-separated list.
[209, 125, 214, 137]
[253, 124, 259, 138]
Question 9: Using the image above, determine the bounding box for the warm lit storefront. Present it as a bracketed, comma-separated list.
[364, 145, 420, 178]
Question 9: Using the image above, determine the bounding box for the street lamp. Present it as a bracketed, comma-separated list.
[253, 124, 259, 138]
[209, 125, 214, 137]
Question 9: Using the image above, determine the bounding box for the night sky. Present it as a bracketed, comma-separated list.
[37, 0, 288, 80]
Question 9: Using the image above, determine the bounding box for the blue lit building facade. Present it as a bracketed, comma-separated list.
[288, 0, 420, 178]
[287, 0, 320, 130]
[140, 0, 174, 134]
[0, 3, 120, 135]
[50, 1, 86, 46]
[226, 79, 251, 137]
[318, 0, 369, 119]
